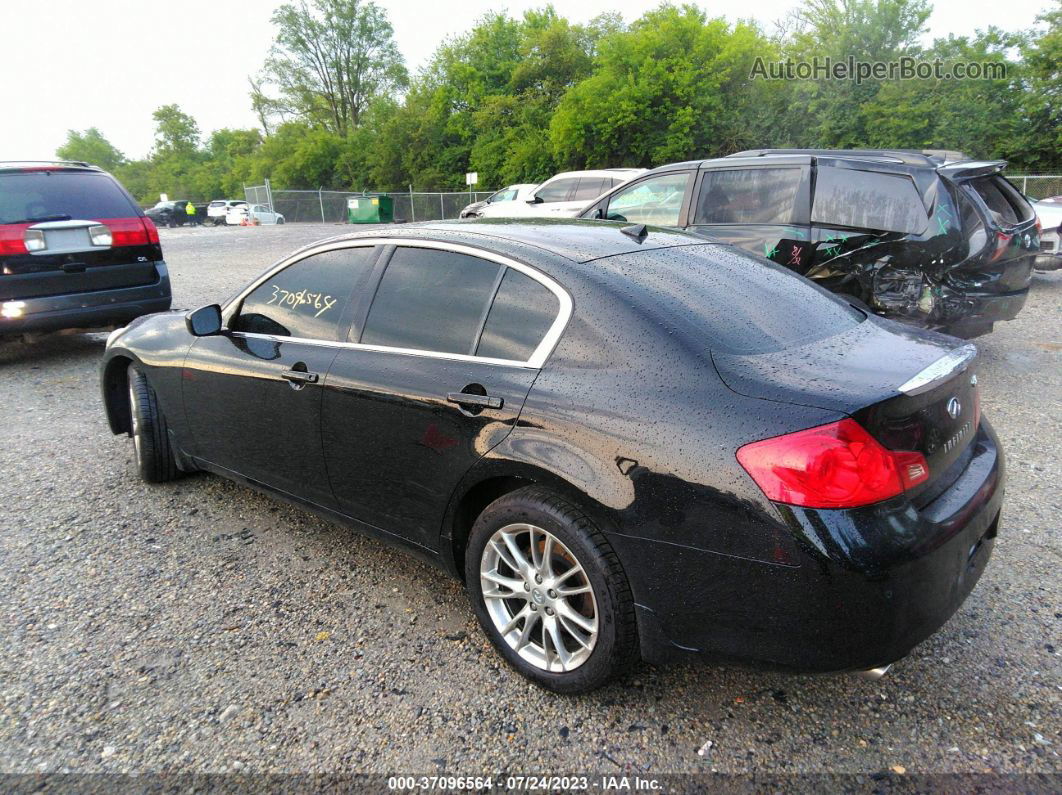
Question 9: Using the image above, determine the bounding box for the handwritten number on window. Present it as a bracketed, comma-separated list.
[267, 284, 338, 318]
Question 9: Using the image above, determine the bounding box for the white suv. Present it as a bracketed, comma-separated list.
[226, 203, 285, 225]
[207, 200, 246, 225]
[476, 169, 644, 218]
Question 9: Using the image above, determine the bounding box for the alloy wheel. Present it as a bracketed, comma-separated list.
[128, 380, 142, 466]
[479, 523, 598, 672]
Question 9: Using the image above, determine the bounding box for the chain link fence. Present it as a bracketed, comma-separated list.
[243, 181, 496, 223]
[243, 175, 1062, 226]
[1012, 175, 1062, 201]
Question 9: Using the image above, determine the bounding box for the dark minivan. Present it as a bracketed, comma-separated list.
[0, 162, 171, 339]
[579, 149, 1039, 337]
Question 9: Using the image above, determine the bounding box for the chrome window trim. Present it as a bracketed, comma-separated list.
[897, 343, 977, 396]
[222, 237, 573, 370]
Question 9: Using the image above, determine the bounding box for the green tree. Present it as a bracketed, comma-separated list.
[1020, 0, 1062, 169]
[256, 0, 407, 135]
[783, 0, 932, 147]
[550, 5, 779, 168]
[151, 104, 201, 157]
[861, 29, 1025, 161]
[149, 105, 204, 199]
[55, 128, 125, 171]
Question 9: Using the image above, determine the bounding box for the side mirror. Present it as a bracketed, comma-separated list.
[186, 304, 223, 337]
[526, 195, 544, 204]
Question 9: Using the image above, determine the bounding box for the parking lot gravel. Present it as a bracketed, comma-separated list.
[0, 222, 1059, 780]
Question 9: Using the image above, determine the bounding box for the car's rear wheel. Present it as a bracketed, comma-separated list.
[127, 364, 180, 483]
[465, 486, 637, 693]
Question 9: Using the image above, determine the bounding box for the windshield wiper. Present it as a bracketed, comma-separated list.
[4, 214, 72, 224]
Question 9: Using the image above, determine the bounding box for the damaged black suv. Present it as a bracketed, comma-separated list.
[579, 149, 1039, 337]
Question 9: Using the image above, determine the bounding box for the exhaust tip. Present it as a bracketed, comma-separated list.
[856, 664, 892, 681]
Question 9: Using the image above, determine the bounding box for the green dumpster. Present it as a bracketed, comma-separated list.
[347, 194, 394, 223]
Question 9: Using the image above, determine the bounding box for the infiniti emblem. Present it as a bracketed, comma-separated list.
[947, 397, 962, 419]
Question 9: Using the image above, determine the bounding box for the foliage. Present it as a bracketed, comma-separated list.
[56, 128, 125, 172]
[60, 2, 1060, 206]
[254, 0, 407, 136]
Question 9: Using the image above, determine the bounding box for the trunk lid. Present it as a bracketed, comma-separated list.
[713, 318, 980, 495]
[944, 165, 1037, 295]
[0, 169, 161, 301]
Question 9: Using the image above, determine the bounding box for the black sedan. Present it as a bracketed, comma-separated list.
[100, 219, 1003, 693]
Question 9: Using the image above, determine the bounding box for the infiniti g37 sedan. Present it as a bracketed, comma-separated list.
[100, 219, 1003, 693]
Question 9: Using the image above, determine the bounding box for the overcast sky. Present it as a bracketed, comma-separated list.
[6, 0, 1051, 162]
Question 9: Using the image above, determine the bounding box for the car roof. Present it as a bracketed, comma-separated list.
[547, 169, 645, 180]
[727, 149, 949, 167]
[309, 218, 710, 264]
[0, 161, 103, 173]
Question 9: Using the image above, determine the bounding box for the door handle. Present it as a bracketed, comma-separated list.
[282, 369, 319, 384]
[447, 392, 503, 410]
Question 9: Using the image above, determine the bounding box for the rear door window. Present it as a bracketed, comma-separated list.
[967, 176, 1034, 226]
[233, 247, 375, 340]
[477, 269, 559, 361]
[360, 247, 501, 355]
[571, 177, 608, 201]
[606, 172, 691, 226]
[535, 178, 578, 203]
[694, 168, 801, 225]
[0, 172, 139, 223]
[813, 167, 928, 234]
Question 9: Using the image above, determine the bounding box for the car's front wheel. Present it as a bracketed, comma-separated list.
[465, 486, 637, 693]
[127, 364, 180, 483]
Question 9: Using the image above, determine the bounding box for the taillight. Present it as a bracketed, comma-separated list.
[736, 418, 930, 509]
[100, 218, 150, 246]
[0, 224, 31, 255]
[988, 231, 1011, 263]
[141, 216, 159, 244]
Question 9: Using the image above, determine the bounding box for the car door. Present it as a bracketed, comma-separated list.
[527, 177, 581, 216]
[321, 242, 569, 551]
[181, 244, 380, 507]
[553, 176, 610, 216]
[686, 163, 813, 272]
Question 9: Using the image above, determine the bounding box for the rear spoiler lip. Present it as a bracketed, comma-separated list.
[898, 343, 978, 396]
[937, 161, 1007, 180]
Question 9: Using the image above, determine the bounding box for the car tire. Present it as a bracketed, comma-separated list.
[277, 217, 285, 225]
[127, 364, 180, 483]
[465, 486, 638, 694]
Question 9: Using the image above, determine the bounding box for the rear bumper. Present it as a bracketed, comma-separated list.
[614, 421, 1003, 673]
[0, 263, 171, 336]
[1034, 254, 1062, 271]
[942, 288, 1029, 337]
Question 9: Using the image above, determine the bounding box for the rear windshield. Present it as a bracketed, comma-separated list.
[0, 171, 139, 224]
[967, 176, 1034, 226]
[604, 244, 863, 355]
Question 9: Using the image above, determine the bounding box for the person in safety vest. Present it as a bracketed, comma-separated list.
[185, 201, 197, 226]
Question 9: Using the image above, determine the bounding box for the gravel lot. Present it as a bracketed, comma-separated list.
[1, 222, 1059, 780]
